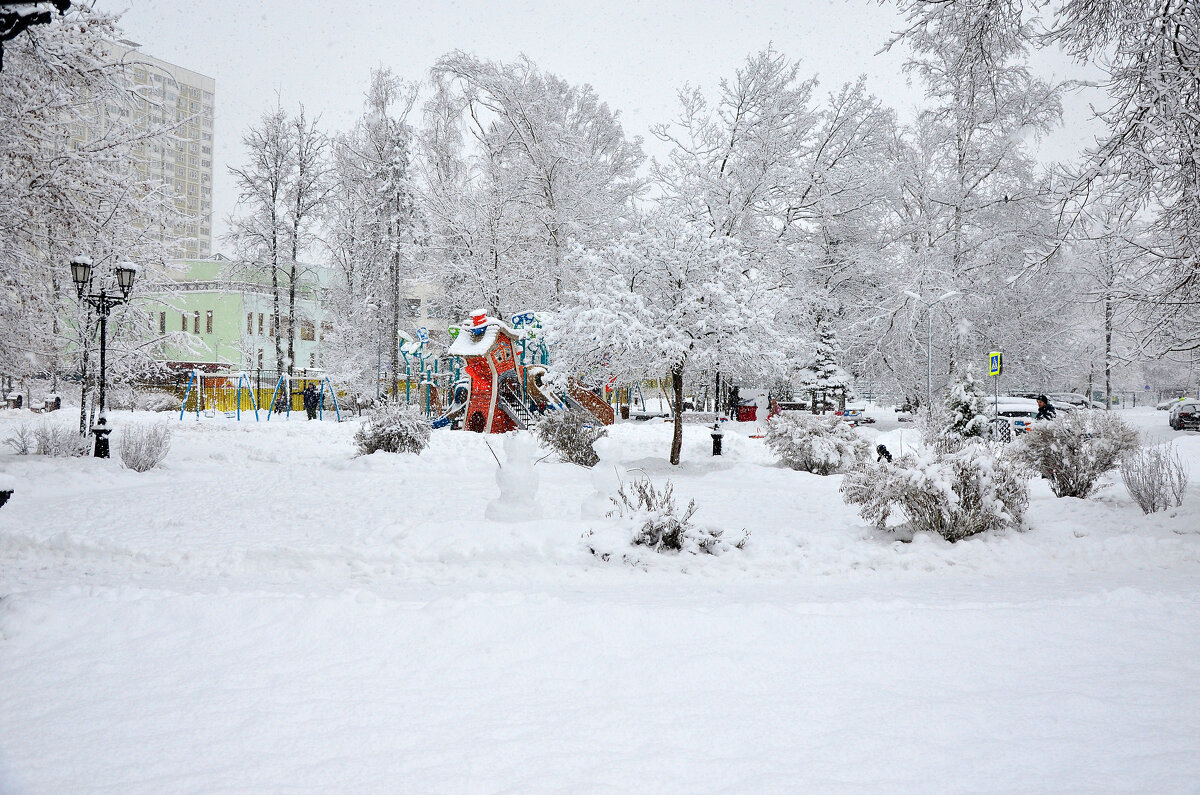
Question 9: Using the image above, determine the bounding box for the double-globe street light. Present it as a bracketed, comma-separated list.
[70, 256, 136, 458]
[903, 288, 960, 414]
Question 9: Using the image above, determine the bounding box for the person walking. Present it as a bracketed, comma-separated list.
[301, 383, 320, 420]
[1035, 394, 1057, 421]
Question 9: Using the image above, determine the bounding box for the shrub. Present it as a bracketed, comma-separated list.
[353, 402, 432, 455]
[1016, 411, 1139, 498]
[4, 423, 35, 455]
[764, 412, 871, 474]
[118, 423, 172, 471]
[535, 406, 607, 467]
[135, 390, 179, 412]
[1121, 443, 1189, 514]
[584, 477, 743, 558]
[33, 422, 91, 457]
[841, 442, 1028, 542]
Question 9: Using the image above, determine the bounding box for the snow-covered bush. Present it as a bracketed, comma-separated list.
[1121, 444, 1189, 514]
[118, 423, 172, 472]
[4, 423, 35, 455]
[23, 422, 91, 457]
[135, 390, 179, 412]
[353, 402, 432, 455]
[1016, 411, 1139, 498]
[587, 477, 741, 556]
[841, 443, 1028, 542]
[535, 406, 607, 467]
[764, 412, 870, 474]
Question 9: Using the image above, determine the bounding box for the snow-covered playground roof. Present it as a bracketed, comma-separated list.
[448, 316, 525, 357]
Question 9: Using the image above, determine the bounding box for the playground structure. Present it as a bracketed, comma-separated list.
[178, 369, 342, 422]
[179, 371, 260, 420]
[265, 373, 342, 422]
[433, 310, 615, 433]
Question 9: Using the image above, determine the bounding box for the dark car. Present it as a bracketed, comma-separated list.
[1169, 400, 1200, 430]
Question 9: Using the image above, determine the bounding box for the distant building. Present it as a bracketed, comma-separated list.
[140, 257, 329, 374]
[97, 40, 216, 259]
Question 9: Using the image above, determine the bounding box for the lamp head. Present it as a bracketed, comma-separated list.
[115, 262, 136, 297]
[70, 256, 92, 298]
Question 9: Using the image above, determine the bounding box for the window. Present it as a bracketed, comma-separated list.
[159, 312, 166, 333]
[258, 313, 264, 335]
[246, 313, 253, 335]
[193, 310, 200, 334]
[181, 312, 187, 332]
[301, 321, 315, 341]
[309, 353, 316, 368]
[268, 316, 274, 337]
[205, 310, 213, 335]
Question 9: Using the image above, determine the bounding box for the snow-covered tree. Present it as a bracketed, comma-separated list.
[0, 5, 178, 428]
[228, 103, 330, 376]
[323, 68, 419, 395]
[936, 364, 992, 451]
[227, 104, 294, 374]
[423, 52, 643, 311]
[889, 0, 1200, 350]
[796, 315, 852, 413]
[549, 215, 788, 465]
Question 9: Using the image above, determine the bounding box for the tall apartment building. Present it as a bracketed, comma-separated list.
[105, 41, 216, 259]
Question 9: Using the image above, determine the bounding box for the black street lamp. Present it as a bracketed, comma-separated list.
[70, 255, 136, 458]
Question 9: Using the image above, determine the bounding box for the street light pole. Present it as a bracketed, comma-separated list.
[70, 256, 136, 458]
[904, 289, 959, 414]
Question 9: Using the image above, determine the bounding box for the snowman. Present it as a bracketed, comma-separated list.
[581, 436, 622, 518]
[753, 391, 770, 437]
[485, 432, 542, 522]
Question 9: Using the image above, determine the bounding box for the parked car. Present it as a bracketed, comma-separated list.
[1169, 400, 1200, 430]
[1158, 397, 1186, 411]
[1046, 392, 1104, 410]
[989, 396, 1041, 437]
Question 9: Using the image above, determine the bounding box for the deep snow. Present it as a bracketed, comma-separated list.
[1, 407, 1198, 792]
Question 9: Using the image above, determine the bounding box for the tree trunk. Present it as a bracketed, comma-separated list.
[287, 260, 297, 376]
[77, 322, 90, 435]
[670, 364, 685, 466]
[1104, 295, 1113, 410]
[389, 225, 402, 397]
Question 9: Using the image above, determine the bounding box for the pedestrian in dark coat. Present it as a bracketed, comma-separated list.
[301, 384, 319, 420]
[1036, 395, 1057, 421]
[876, 444, 893, 463]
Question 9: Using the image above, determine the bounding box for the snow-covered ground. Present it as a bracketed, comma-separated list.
[2, 407, 1199, 792]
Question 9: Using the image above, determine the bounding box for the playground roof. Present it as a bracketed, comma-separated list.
[448, 316, 525, 357]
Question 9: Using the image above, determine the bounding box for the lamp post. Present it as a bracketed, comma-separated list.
[70, 256, 136, 458]
[903, 289, 959, 414]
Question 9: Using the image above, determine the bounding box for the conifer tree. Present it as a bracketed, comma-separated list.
[797, 316, 851, 413]
[938, 364, 992, 450]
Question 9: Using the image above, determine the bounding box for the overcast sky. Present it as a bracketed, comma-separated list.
[105, 0, 1101, 254]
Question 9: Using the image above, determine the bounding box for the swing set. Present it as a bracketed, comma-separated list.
[265, 373, 343, 421]
[179, 370, 260, 421]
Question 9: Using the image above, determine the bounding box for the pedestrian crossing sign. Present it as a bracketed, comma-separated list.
[988, 351, 1003, 377]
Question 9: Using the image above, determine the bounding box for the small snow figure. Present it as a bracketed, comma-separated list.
[876, 444, 893, 463]
[582, 436, 622, 518]
[753, 392, 770, 437]
[486, 432, 542, 522]
[1036, 394, 1057, 421]
[301, 384, 319, 420]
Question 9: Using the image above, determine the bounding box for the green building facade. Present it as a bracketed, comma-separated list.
[140, 257, 329, 375]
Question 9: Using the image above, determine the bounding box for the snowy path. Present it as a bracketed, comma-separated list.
[2, 409, 1199, 792]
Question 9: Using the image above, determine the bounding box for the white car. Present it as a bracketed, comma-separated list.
[1047, 392, 1103, 410]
